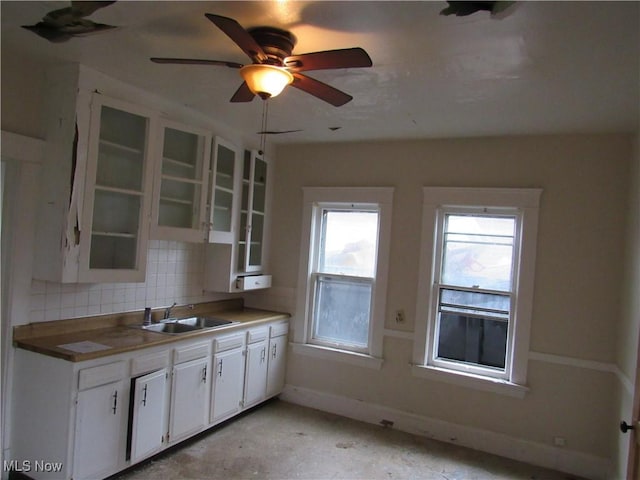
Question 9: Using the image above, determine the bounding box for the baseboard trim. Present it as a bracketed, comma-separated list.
[280, 384, 610, 480]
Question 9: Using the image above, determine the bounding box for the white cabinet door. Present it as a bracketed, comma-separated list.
[237, 150, 270, 274]
[151, 120, 211, 242]
[210, 347, 245, 423]
[243, 339, 268, 408]
[266, 334, 287, 398]
[130, 368, 169, 463]
[73, 379, 127, 480]
[79, 94, 157, 283]
[169, 356, 210, 443]
[207, 136, 241, 244]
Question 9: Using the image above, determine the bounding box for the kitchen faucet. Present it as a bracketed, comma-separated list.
[164, 302, 177, 320]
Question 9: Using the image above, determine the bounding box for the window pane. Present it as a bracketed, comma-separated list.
[440, 288, 510, 320]
[437, 313, 507, 369]
[313, 276, 371, 347]
[441, 214, 515, 291]
[319, 210, 378, 277]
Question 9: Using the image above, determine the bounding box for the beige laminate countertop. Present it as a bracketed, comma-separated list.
[13, 300, 290, 363]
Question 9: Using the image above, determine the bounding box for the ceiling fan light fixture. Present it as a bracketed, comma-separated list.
[240, 64, 293, 99]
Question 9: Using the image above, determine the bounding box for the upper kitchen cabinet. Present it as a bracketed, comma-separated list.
[204, 149, 272, 293]
[79, 95, 157, 282]
[206, 137, 241, 244]
[151, 121, 211, 242]
[33, 64, 157, 283]
[238, 150, 269, 274]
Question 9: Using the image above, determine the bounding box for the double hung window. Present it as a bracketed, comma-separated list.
[310, 207, 379, 351]
[413, 187, 541, 394]
[433, 209, 519, 377]
[294, 187, 393, 367]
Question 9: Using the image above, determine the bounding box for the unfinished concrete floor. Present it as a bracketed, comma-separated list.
[115, 399, 583, 480]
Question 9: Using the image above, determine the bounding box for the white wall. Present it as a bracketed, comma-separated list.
[264, 134, 633, 478]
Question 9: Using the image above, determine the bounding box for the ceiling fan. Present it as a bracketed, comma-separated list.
[151, 13, 372, 107]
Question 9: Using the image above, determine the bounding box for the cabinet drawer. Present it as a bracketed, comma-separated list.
[270, 321, 289, 338]
[131, 350, 170, 376]
[78, 361, 126, 391]
[173, 342, 210, 364]
[213, 333, 245, 353]
[236, 274, 272, 291]
[247, 326, 269, 344]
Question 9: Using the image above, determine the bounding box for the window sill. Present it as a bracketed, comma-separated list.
[291, 343, 383, 370]
[411, 364, 529, 399]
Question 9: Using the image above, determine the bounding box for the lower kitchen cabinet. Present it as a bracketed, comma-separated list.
[10, 318, 288, 480]
[129, 368, 169, 463]
[169, 343, 211, 444]
[73, 371, 127, 480]
[210, 333, 246, 423]
[243, 326, 269, 409]
[266, 321, 288, 398]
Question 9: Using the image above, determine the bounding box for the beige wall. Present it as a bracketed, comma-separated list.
[614, 132, 640, 477]
[1, 54, 47, 139]
[270, 134, 633, 462]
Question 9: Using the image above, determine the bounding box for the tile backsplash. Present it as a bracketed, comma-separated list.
[29, 240, 231, 323]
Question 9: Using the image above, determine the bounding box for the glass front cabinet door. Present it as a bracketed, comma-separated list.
[78, 94, 156, 283]
[237, 150, 269, 273]
[207, 137, 241, 244]
[151, 121, 211, 242]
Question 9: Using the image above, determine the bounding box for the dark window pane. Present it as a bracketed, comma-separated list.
[437, 313, 507, 369]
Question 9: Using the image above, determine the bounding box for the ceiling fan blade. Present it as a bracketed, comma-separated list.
[257, 129, 303, 135]
[284, 48, 372, 72]
[230, 82, 256, 103]
[151, 58, 243, 68]
[291, 73, 352, 107]
[204, 13, 268, 63]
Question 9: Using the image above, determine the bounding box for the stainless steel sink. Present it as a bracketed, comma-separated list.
[175, 316, 236, 329]
[134, 316, 237, 335]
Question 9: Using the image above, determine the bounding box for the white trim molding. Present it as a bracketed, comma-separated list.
[413, 186, 542, 389]
[280, 384, 611, 480]
[294, 186, 394, 362]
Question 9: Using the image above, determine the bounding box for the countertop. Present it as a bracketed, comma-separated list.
[13, 299, 290, 362]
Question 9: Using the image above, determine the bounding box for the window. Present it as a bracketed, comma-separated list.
[294, 187, 393, 368]
[433, 210, 519, 375]
[413, 188, 541, 396]
[311, 208, 378, 351]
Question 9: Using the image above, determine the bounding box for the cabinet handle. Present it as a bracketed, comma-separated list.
[112, 390, 118, 415]
[142, 384, 148, 407]
[218, 359, 223, 377]
[202, 365, 207, 383]
[272, 344, 277, 359]
[261, 347, 266, 363]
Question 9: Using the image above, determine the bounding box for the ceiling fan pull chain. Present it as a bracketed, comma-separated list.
[260, 100, 269, 155]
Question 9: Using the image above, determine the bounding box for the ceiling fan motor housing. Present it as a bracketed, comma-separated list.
[247, 27, 297, 65]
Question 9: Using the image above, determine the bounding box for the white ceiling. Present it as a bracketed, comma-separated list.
[2, 1, 639, 144]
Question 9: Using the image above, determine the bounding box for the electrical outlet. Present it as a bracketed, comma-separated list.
[395, 309, 405, 323]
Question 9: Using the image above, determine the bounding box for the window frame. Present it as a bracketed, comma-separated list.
[308, 204, 380, 353]
[413, 187, 541, 397]
[294, 187, 394, 369]
[430, 206, 522, 380]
